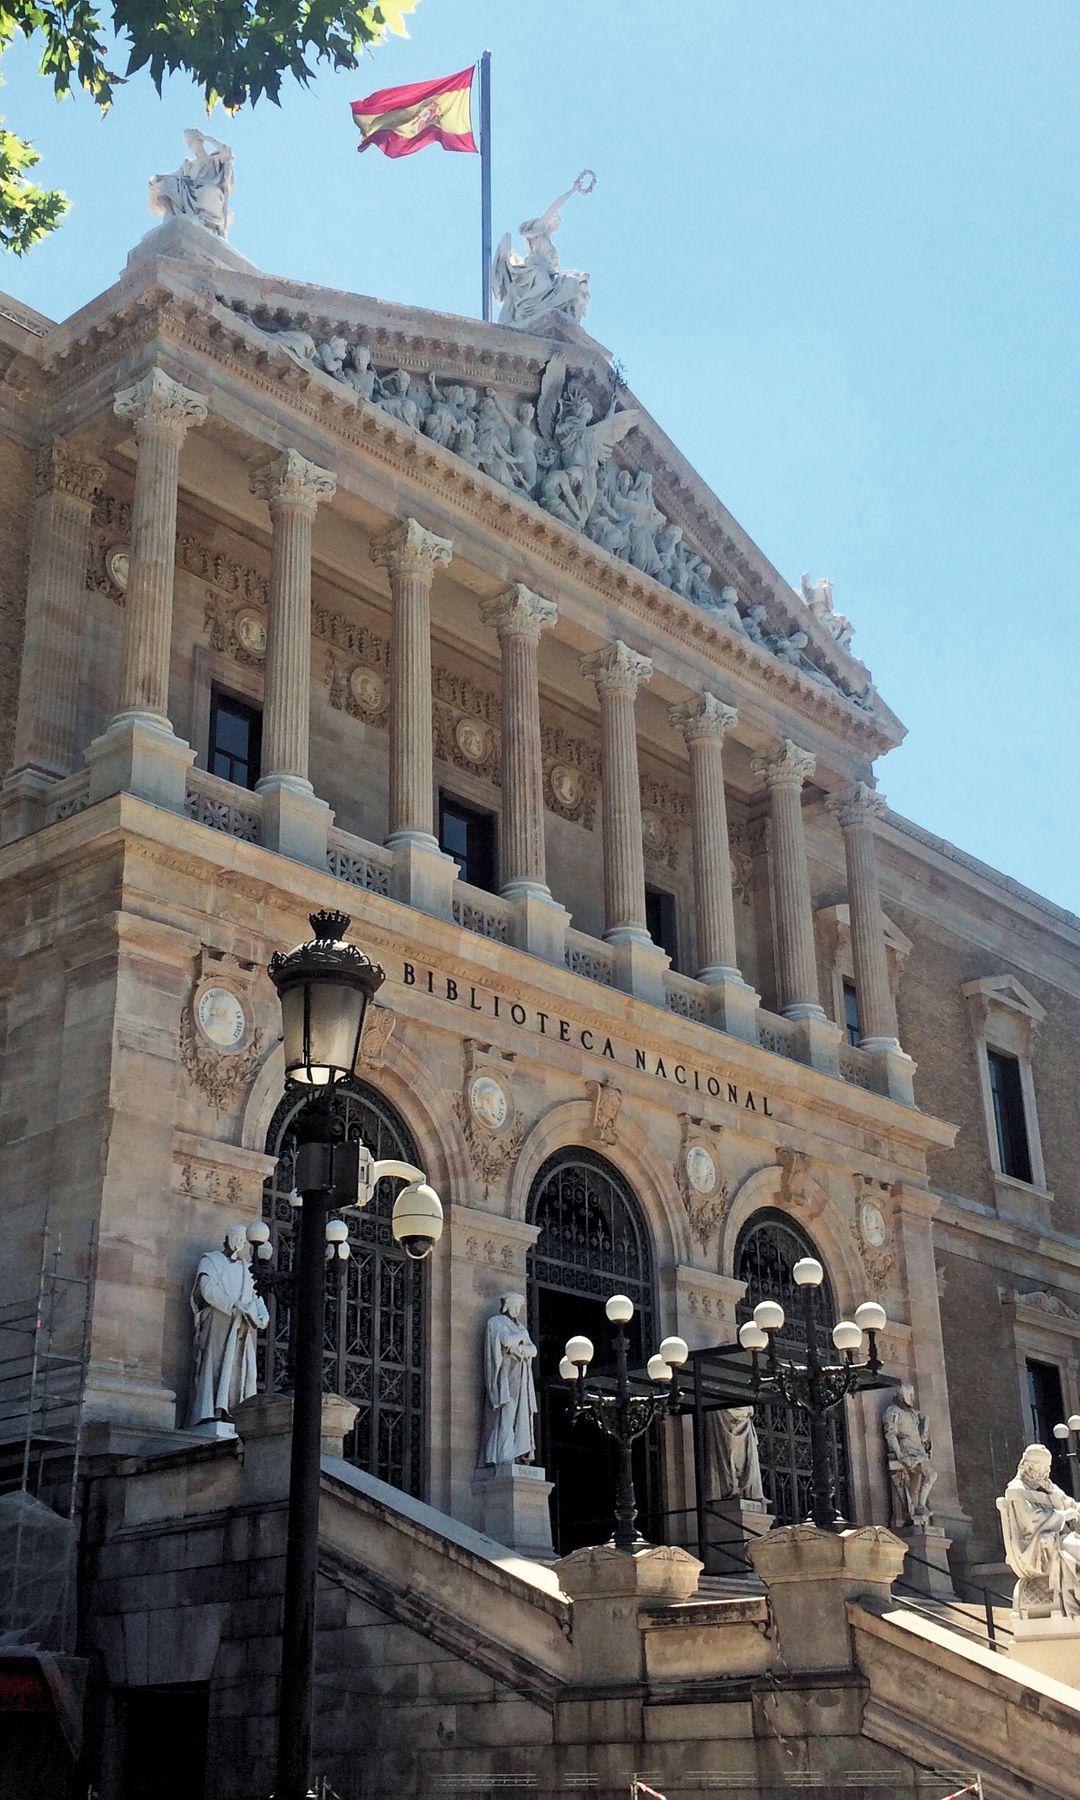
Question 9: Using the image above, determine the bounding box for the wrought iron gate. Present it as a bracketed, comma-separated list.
[734, 1208, 851, 1524]
[260, 1079, 427, 1497]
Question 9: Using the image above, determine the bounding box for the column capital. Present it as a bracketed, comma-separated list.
[670, 691, 738, 744]
[751, 738, 816, 789]
[480, 583, 558, 643]
[114, 368, 208, 438]
[826, 781, 888, 830]
[249, 448, 336, 514]
[34, 440, 106, 504]
[580, 638, 653, 697]
[369, 515, 452, 580]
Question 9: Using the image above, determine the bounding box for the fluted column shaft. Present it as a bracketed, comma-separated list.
[370, 518, 453, 847]
[113, 370, 207, 726]
[11, 443, 104, 779]
[250, 451, 336, 790]
[581, 641, 653, 944]
[828, 783, 899, 1048]
[752, 740, 823, 1019]
[480, 584, 558, 897]
[670, 694, 742, 981]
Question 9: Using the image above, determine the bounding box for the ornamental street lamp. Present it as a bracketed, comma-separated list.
[266, 910, 444, 1800]
[736, 1257, 887, 1533]
[1052, 1415, 1080, 1496]
[560, 1293, 689, 1553]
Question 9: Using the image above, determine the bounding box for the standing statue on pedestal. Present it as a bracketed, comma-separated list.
[706, 1406, 766, 1503]
[149, 130, 235, 238]
[883, 1382, 937, 1524]
[481, 1293, 538, 1465]
[491, 172, 596, 330]
[187, 1223, 269, 1428]
[999, 1444, 1080, 1618]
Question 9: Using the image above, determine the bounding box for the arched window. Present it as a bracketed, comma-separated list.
[260, 1079, 427, 1498]
[734, 1209, 851, 1525]
[526, 1149, 660, 1552]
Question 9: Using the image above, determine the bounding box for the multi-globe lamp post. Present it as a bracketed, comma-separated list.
[265, 910, 444, 1800]
[1053, 1415, 1080, 1496]
[735, 1256, 888, 1532]
[559, 1293, 689, 1553]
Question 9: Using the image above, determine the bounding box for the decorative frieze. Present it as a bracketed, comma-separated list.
[205, 591, 267, 665]
[541, 722, 599, 829]
[677, 1114, 729, 1251]
[325, 649, 389, 725]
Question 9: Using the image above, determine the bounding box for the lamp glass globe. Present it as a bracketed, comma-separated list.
[606, 1293, 634, 1323]
[854, 1301, 887, 1334]
[647, 1353, 673, 1383]
[738, 1321, 769, 1351]
[753, 1300, 785, 1333]
[558, 1357, 578, 1382]
[1054, 1423, 1071, 1440]
[832, 1321, 862, 1352]
[658, 1335, 689, 1367]
[1069, 1415, 1080, 1433]
[565, 1335, 594, 1366]
[792, 1257, 824, 1287]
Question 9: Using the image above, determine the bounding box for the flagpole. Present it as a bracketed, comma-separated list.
[479, 48, 492, 321]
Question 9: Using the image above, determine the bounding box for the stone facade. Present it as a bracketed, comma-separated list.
[0, 223, 1078, 1793]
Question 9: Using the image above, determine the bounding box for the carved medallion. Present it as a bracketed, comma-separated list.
[468, 1072, 510, 1133]
[105, 545, 130, 593]
[235, 606, 267, 658]
[195, 983, 249, 1052]
[350, 666, 387, 714]
[181, 972, 262, 1111]
[453, 1040, 524, 1202]
[677, 1115, 728, 1252]
[549, 763, 582, 809]
[454, 715, 495, 765]
[685, 1144, 718, 1196]
[859, 1199, 888, 1249]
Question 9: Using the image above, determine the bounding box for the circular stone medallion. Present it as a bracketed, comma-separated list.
[549, 763, 582, 808]
[641, 810, 667, 858]
[454, 715, 493, 764]
[195, 983, 249, 1052]
[106, 544, 130, 592]
[350, 665, 387, 713]
[468, 1073, 509, 1133]
[235, 607, 267, 657]
[859, 1199, 888, 1248]
[685, 1144, 718, 1195]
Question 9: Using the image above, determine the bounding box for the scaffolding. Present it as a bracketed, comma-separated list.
[0, 1216, 97, 1652]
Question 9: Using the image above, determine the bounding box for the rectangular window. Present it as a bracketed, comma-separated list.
[645, 887, 679, 968]
[122, 1684, 209, 1800]
[439, 794, 497, 893]
[1027, 1360, 1070, 1490]
[987, 1047, 1033, 1183]
[843, 979, 861, 1047]
[208, 689, 261, 791]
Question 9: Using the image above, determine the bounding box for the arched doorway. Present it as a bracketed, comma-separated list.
[259, 1079, 428, 1498]
[734, 1209, 851, 1524]
[526, 1148, 661, 1553]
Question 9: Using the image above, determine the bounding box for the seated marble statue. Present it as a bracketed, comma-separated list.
[149, 130, 234, 239]
[999, 1444, 1080, 1618]
[491, 173, 594, 330]
[481, 1293, 538, 1465]
[187, 1223, 269, 1428]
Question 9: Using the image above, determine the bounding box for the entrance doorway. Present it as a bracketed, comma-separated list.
[526, 1149, 661, 1553]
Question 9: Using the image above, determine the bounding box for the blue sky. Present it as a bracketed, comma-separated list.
[3, 1, 1076, 909]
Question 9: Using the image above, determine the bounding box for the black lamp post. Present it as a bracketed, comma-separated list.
[266, 910, 444, 1800]
[561, 1294, 689, 1553]
[1053, 1415, 1080, 1497]
[737, 1256, 887, 1532]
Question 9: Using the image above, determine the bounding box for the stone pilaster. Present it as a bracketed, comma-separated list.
[370, 518, 455, 919]
[1, 442, 105, 841]
[582, 640, 667, 1003]
[751, 739, 824, 1021]
[86, 370, 207, 812]
[826, 783, 899, 1049]
[670, 693, 759, 1042]
[250, 450, 336, 866]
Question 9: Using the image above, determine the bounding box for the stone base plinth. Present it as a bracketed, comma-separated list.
[82, 1361, 177, 1432]
[749, 1523, 906, 1673]
[608, 936, 670, 1006]
[1009, 1614, 1080, 1688]
[897, 1524, 956, 1600]
[471, 1463, 554, 1558]
[787, 1013, 841, 1076]
[703, 1496, 774, 1575]
[188, 1418, 238, 1441]
[508, 890, 570, 965]
[86, 717, 194, 812]
[391, 837, 456, 920]
[0, 766, 56, 844]
[702, 972, 760, 1044]
[125, 215, 260, 276]
[256, 776, 331, 867]
[555, 1541, 703, 1682]
[233, 1391, 358, 1502]
[867, 1043, 917, 1106]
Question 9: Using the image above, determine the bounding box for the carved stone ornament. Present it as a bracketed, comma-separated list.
[452, 1041, 524, 1202]
[205, 591, 267, 667]
[580, 639, 653, 697]
[369, 515, 453, 581]
[358, 1003, 395, 1065]
[728, 826, 754, 908]
[1002, 1288, 1080, 1322]
[106, 545, 130, 593]
[326, 650, 389, 725]
[751, 739, 817, 790]
[180, 975, 262, 1110]
[36, 441, 106, 504]
[587, 1077, 623, 1148]
[854, 1177, 895, 1295]
[777, 1145, 810, 1208]
[115, 367, 209, 438]
[455, 714, 496, 766]
[542, 723, 599, 829]
[677, 1114, 729, 1251]
[826, 781, 888, 832]
[249, 447, 336, 514]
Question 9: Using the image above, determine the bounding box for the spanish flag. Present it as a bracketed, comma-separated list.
[351, 66, 477, 159]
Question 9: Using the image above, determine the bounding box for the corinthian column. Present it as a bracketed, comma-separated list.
[480, 584, 557, 899]
[2, 442, 104, 841]
[580, 640, 653, 944]
[113, 368, 208, 726]
[250, 450, 336, 793]
[669, 693, 742, 981]
[751, 739, 824, 1020]
[370, 518, 453, 849]
[827, 782, 900, 1050]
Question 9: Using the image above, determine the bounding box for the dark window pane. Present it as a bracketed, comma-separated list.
[208, 689, 261, 792]
[439, 795, 497, 893]
[645, 887, 678, 967]
[122, 1685, 208, 1800]
[843, 980, 861, 1047]
[987, 1048, 1033, 1183]
[1027, 1360, 1069, 1489]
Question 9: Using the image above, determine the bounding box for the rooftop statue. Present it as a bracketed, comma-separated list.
[801, 571, 854, 650]
[491, 171, 595, 331]
[149, 130, 234, 239]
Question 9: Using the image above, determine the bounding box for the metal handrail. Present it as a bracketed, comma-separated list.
[891, 1545, 1013, 1652]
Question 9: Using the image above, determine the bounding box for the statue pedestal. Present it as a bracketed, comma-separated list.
[472, 1463, 554, 1559]
[750, 1525, 906, 1674]
[188, 1418, 238, 1442]
[1009, 1615, 1080, 1688]
[703, 1496, 774, 1575]
[896, 1523, 956, 1600]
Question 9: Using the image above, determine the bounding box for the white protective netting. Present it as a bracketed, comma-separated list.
[0, 1488, 76, 1650]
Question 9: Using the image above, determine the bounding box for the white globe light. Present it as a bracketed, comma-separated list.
[647, 1353, 673, 1383]
[739, 1321, 769, 1352]
[792, 1257, 824, 1288]
[565, 1335, 594, 1366]
[558, 1357, 578, 1382]
[753, 1300, 785, 1333]
[1069, 1416, 1080, 1433]
[1054, 1423, 1071, 1440]
[832, 1321, 863, 1353]
[606, 1293, 634, 1323]
[256, 1241, 273, 1261]
[246, 1221, 270, 1245]
[854, 1301, 887, 1334]
[337, 1242, 350, 1260]
[325, 1219, 349, 1243]
[658, 1335, 689, 1367]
